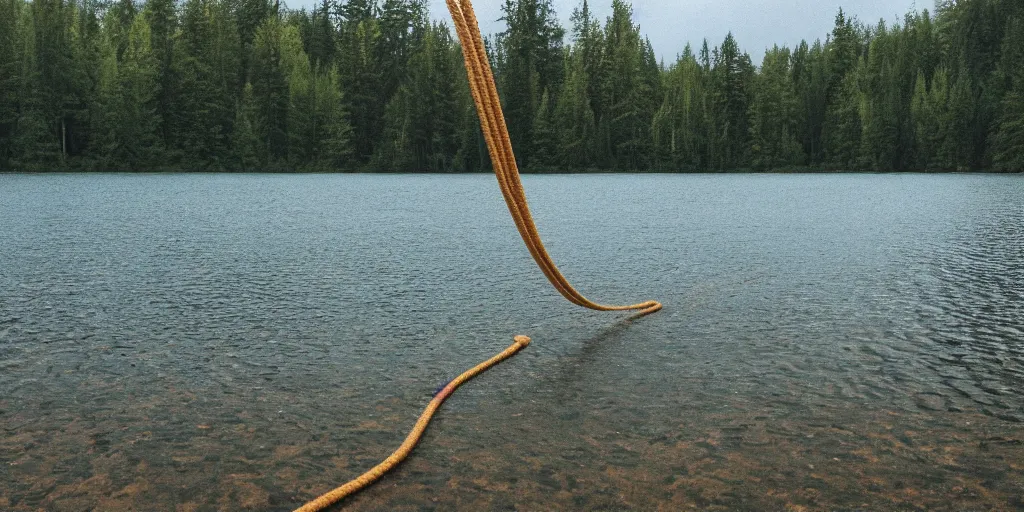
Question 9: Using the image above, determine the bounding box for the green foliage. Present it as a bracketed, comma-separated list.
[2, 0, 1022, 172]
[912, 68, 951, 170]
[706, 32, 754, 170]
[553, 47, 596, 170]
[0, 0, 23, 168]
[594, 0, 659, 170]
[497, 0, 565, 167]
[822, 64, 863, 170]
[749, 46, 803, 171]
[251, 16, 289, 167]
[171, 0, 240, 169]
[232, 83, 261, 170]
[991, 14, 1024, 171]
[142, 0, 176, 144]
[95, 14, 161, 170]
[529, 89, 557, 170]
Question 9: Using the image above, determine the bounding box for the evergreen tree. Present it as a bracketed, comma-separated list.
[911, 68, 950, 170]
[142, 0, 176, 145]
[0, 0, 23, 168]
[376, 21, 457, 171]
[25, 0, 79, 167]
[171, 0, 240, 169]
[95, 14, 160, 169]
[497, 0, 565, 167]
[597, 0, 657, 170]
[552, 46, 596, 170]
[338, 17, 382, 166]
[251, 16, 289, 167]
[106, 0, 136, 61]
[946, 71, 976, 170]
[529, 89, 556, 170]
[792, 40, 828, 164]
[992, 89, 1024, 172]
[706, 32, 753, 170]
[232, 83, 261, 169]
[991, 15, 1024, 171]
[822, 62, 863, 170]
[308, 0, 335, 69]
[827, 8, 861, 101]
[748, 45, 803, 170]
[859, 22, 903, 171]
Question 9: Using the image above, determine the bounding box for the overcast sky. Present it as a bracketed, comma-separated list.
[294, 0, 921, 65]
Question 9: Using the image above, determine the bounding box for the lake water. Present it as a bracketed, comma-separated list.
[1, 173, 1022, 511]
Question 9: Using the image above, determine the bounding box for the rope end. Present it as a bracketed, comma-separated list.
[513, 335, 531, 347]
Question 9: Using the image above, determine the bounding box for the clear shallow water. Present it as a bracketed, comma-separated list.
[1, 173, 1022, 511]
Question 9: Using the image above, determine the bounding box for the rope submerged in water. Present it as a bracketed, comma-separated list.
[294, 336, 531, 512]
[295, 0, 661, 509]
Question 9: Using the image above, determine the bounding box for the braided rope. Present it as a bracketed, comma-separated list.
[294, 336, 531, 512]
[295, 1, 661, 509]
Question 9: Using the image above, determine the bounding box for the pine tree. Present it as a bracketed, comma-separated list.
[569, 0, 603, 139]
[0, 0, 23, 168]
[24, 0, 79, 167]
[991, 15, 1024, 171]
[336, 0, 374, 24]
[107, 0, 136, 61]
[827, 8, 861, 102]
[281, 22, 313, 168]
[552, 46, 595, 170]
[655, 45, 711, 171]
[425, 23, 459, 172]
[597, 0, 657, 170]
[142, 0, 175, 145]
[315, 65, 355, 170]
[992, 90, 1024, 171]
[232, 83, 261, 170]
[278, 19, 352, 171]
[375, 83, 412, 170]
[308, 0, 335, 69]
[859, 23, 902, 172]
[706, 33, 753, 170]
[95, 14, 160, 170]
[946, 71, 976, 171]
[497, 0, 565, 167]
[338, 17, 382, 166]
[911, 68, 949, 170]
[822, 63, 863, 170]
[251, 16, 289, 167]
[749, 45, 804, 170]
[529, 89, 556, 170]
[171, 0, 239, 169]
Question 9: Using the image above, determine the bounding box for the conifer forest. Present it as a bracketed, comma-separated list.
[0, 0, 1022, 172]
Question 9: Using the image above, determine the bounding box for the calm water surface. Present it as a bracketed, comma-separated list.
[1, 173, 1022, 511]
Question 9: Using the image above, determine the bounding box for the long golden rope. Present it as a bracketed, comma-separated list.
[295, 0, 661, 509]
[295, 336, 531, 512]
[448, 0, 661, 317]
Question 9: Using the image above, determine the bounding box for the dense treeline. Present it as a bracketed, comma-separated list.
[0, 0, 1022, 172]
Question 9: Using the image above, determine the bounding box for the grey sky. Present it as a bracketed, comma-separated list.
[441, 0, 918, 64]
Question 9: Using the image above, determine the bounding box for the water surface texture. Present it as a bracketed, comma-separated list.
[1, 173, 1022, 511]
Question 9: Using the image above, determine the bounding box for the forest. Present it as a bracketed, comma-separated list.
[0, 0, 1022, 172]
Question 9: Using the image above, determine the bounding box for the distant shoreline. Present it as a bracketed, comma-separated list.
[2, 169, 1021, 175]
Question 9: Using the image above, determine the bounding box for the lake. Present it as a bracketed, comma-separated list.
[1, 173, 1022, 511]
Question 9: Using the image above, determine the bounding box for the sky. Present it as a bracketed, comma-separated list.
[427, 0, 919, 65]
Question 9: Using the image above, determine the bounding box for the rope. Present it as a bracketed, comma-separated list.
[295, 0, 661, 509]
[294, 336, 531, 512]
[446, 0, 662, 318]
